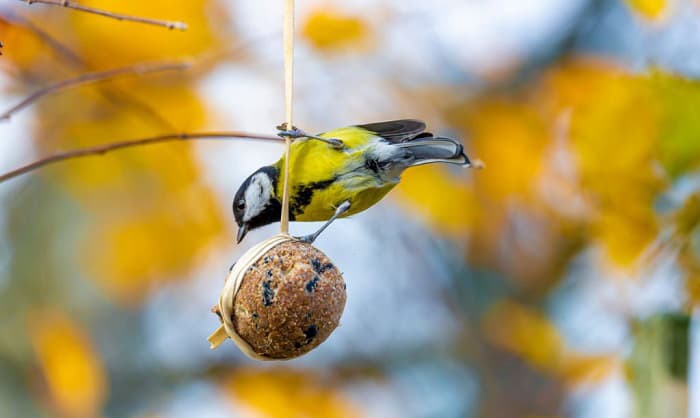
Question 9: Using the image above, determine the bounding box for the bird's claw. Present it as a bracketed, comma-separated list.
[325, 138, 345, 149]
[276, 123, 344, 149]
[293, 234, 316, 244]
[276, 124, 305, 139]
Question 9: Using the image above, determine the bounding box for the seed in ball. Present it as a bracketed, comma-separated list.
[232, 240, 346, 359]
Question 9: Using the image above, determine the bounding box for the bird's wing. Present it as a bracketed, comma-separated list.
[355, 119, 426, 143]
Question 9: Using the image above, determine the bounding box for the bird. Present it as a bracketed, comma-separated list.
[233, 119, 471, 243]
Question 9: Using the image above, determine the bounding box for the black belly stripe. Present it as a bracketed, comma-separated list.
[290, 178, 337, 215]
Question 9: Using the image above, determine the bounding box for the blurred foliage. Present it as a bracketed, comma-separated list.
[1, 2, 228, 305]
[302, 7, 371, 52]
[225, 368, 360, 418]
[626, 0, 668, 18]
[401, 59, 700, 274]
[0, 17, 47, 74]
[395, 165, 476, 235]
[68, 0, 226, 66]
[483, 300, 617, 385]
[2, 0, 700, 417]
[45, 85, 226, 304]
[628, 314, 690, 418]
[29, 311, 107, 418]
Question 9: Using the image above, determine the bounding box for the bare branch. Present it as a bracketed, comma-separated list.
[0, 61, 190, 121]
[1, 11, 179, 130]
[18, 0, 187, 30]
[1, 9, 83, 65]
[0, 132, 282, 183]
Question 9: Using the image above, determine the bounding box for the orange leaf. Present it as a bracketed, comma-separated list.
[28, 310, 107, 418]
[0, 17, 56, 75]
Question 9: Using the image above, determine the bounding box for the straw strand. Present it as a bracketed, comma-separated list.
[279, 0, 295, 234]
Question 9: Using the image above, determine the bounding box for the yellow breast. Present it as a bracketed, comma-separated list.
[275, 127, 398, 221]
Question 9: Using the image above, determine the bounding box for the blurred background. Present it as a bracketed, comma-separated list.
[2, 0, 700, 417]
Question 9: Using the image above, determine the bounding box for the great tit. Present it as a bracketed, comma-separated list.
[233, 119, 470, 243]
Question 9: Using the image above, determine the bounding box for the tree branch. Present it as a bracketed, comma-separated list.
[1, 11, 180, 130]
[0, 61, 190, 121]
[18, 0, 187, 30]
[0, 132, 282, 183]
[2, 9, 84, 66]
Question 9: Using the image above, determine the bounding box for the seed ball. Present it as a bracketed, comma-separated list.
[230, 240, 346, 359]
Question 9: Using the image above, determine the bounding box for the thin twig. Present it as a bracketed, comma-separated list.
[0, 132, 282, 183]
[0, 61, 190, 121]
[18, 0, 187, 30]
[2, 9, 84, 66]
[0, 11, 277, 128]
[0, 11, 179, 130]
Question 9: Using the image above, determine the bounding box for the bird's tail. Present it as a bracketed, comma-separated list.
[396, 137, 470, 167]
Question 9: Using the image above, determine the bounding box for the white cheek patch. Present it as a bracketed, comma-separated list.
[242, 173, 273, 222]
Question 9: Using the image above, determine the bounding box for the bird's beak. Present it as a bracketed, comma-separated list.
[236, 224, 249, 244]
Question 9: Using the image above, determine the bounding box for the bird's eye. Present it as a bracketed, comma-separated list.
[236, 200, 245, 211]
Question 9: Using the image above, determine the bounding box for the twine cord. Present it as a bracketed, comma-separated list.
[279, 0, 295, 234]
[207, 234, 295, 358]
[208, 0, 298, 355]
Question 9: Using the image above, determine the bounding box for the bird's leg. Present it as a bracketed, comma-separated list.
[276, 124, 344, 149]
[295, 200, 351, 244]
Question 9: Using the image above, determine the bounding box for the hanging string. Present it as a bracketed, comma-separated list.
[279, 0, 295, 235]
[208, 3, 296, 350]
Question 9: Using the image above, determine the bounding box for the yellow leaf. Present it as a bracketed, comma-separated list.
[446, 99, 582, 283]
[224, 368, 361, 418]
[452, 99, 549, 201]
[69, 0, 224, 66]
[542, 60, 665, 266]
[483, 300, 617, 384]
[394, 165, 476, 235]
[483, 301, 565, 373]
[34, 85, 226, 306]
[0, 18, 57, 76]
[83, 191, 224, 304]
[559, 354, 619, 385]
[29, 310, 107, 418]
[595, 210, 658, 266]
[626, 0, 667, 19]
[302, 8, 370, 51]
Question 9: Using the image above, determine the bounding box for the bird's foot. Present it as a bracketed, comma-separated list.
[293, 234, 317, 244]
[276, 124, 304, 138]
[293, 201, 351, 244]
[276, 123, 344, 149]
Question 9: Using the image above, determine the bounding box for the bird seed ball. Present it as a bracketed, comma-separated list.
[232, 241, 346, 359]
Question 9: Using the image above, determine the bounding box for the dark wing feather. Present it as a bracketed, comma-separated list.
[355, 119, 427, 143]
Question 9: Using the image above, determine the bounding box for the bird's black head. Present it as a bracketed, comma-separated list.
[233, 166, 281, 243]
